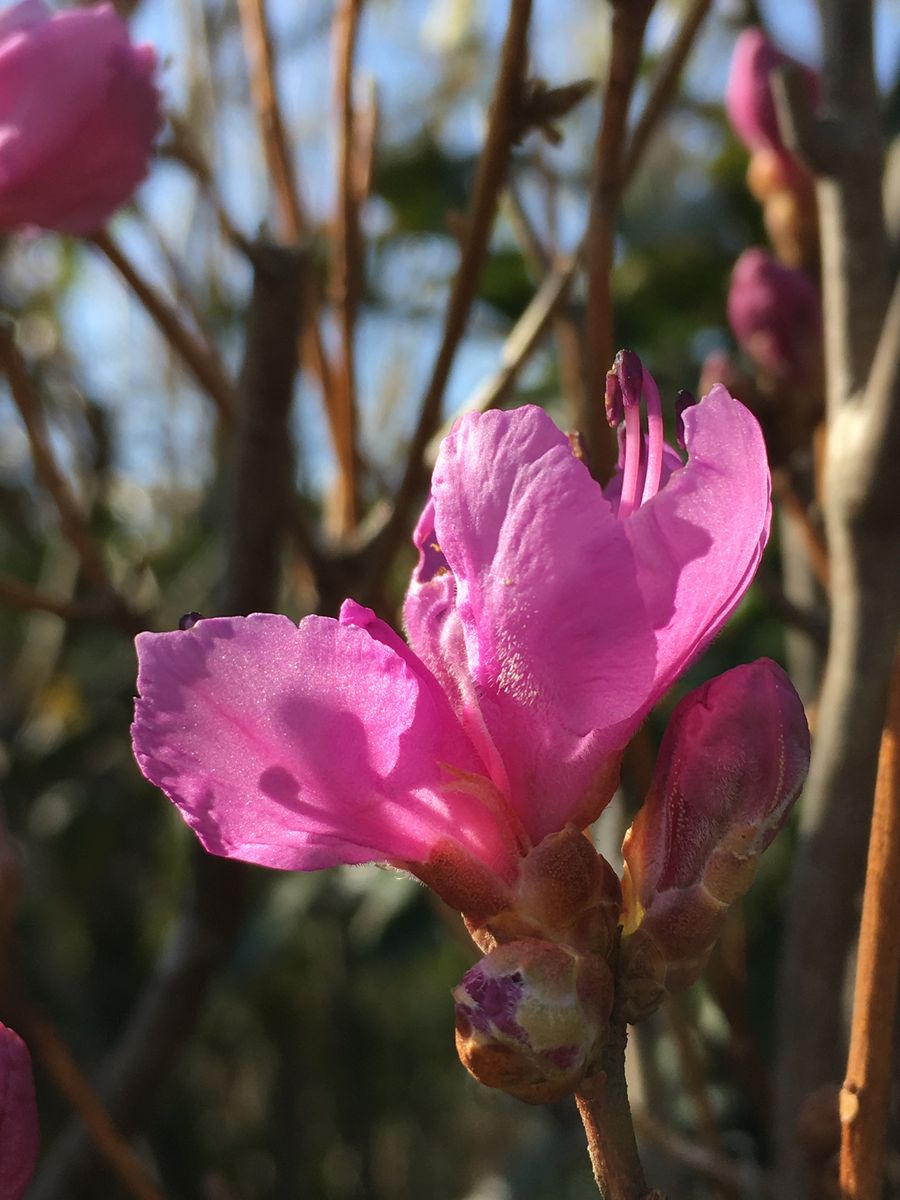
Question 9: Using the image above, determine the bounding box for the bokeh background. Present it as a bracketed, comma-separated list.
[2, 1, 899, 1197]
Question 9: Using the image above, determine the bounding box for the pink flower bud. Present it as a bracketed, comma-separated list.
[619, 659, 809, 1020]
[727, 248, 822, 386]
[0, 1023, 39, 1199]
[0, 1, 161, 235]
[725, 28, 819, 183]
[453, 939, 613, 1103]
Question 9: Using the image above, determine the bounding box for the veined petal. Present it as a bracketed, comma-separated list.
[427, 406, 658, 841]
[622, 385, 771, 706]
[133, 614, 518, 880]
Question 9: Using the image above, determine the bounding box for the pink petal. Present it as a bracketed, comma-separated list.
[621, 385, 771, 707]
[0, 0, 48, 38]
[0, 1023, 38, 1200]
[0, 3, 160, 234]
[133, 614, 518, 880]
[423, 406, 658, 841]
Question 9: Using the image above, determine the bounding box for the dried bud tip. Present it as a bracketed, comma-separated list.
[613, 348, 643, 407]
[604, 371, 624, 427]
[453, 939, 613, 1104]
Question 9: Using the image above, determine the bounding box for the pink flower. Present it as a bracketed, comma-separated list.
[0, 0, 160, 235]
[725, 28, 819, 186]
[0, 1022, 39, 1200]
[132, 355, 771, 922]
[727, 248, 821, 385]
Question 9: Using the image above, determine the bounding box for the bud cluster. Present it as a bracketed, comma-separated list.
[452, 659, 809, 1097]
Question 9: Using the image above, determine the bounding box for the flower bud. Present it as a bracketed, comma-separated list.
[619, 660, 809, 1021]
[0, 1023, 39, 1200]
[725, 29, 819, 188]
[453, 939, 613, 1103]
[727, 249, 822, 388]
[0, 1, 161, 235]
[469, 826, 622, 958]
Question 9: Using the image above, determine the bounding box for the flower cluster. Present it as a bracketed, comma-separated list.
[133, 352, 809, 1102]
[0, 0, 160, 235]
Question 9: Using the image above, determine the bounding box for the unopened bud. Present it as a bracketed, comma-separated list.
[453, 939, 613, 1103]
[618, 659, 809, 1021]
[727, 249, 821, 387]
[725, 28, 819, 188]
[472, 826, 621, 958]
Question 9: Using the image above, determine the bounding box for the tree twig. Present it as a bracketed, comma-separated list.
[583, 0, 654, 479]
[90, 230, 237, 424]
[0, 322, 116, 599]
[839, 652, 900, 1199]
[0, 573, 142, 634]
[236, 0, 306, 243]
[329, 0, 365, 535]
[575, 1022, 655, 1199]
[621, 0, 713, 186]
[633, 1109, 771, 1197]
[23, 1010, 166, 1200]
[363, 0, 533, 591]
[424, 255, 578, 461]
[771, 4, 899, 1196]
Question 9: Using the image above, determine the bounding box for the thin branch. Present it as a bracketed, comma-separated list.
[23, 1010, 165, 1200]
[621, 0, 714, 186]
[236, 0, 306, 243]
[330, 0, 364, 535]
[583, 0, 654, 479]
[0, 323, 114, 599]
[0, 574, 141, 635]
[504, 181, 588, 422]
[576, 1022, 656, 1199]
[425, 256, 578, 461]
[772, 4, 898, 1196]
[839, 652, 900, 1199]
[363, 0, 533, 589]
[90, 231, 237, 424]
[771, 469, 830, 592]
[633, 1109, 772, 1197]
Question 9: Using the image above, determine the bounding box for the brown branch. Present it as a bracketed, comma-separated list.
[504, 181, 588, 422]
[363, 0, 533, 589]
[329, 0, 364, 536]
[839, 652, 900, 1199]
[575, 1022, 655, 1200]
[425, 255, 578, 461]
[30, 244, 306, 1200]
[633, 1110, 772, 1197]
[771, 469, 830, 592]
[236, 0, 306, 243]
[582, 0, 654, 480]
[90, 230, 237, 424]
[0, 323, 114, 598]
[772, 4, 899, 1197]
[23, 1010, 165, 1200]
[0, 574, 142, 635]
[621, 0, 713, 186]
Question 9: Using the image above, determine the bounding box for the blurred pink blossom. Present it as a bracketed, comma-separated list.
[0, 1022, 38, 1199]
[727, 247, 822, 384]
[132, 358, 771, 921]
[0, 0, 160, 234]
[725, 28, 819, 186]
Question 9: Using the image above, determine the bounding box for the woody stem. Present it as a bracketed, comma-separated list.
[575, 1020, 659, 1199]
